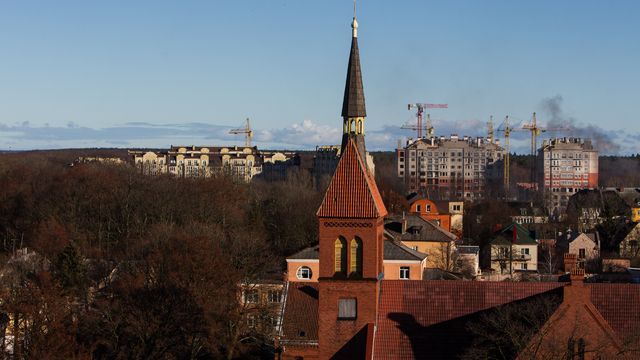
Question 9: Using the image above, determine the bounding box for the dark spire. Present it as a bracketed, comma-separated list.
[341, 18, 366, 118]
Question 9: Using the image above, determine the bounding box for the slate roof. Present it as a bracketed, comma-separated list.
[286, 240, 426, 262]
[557, 231, 599, 248]
[279, 282, 319, 343]
[384, 240, 428, 261]
[384, 215, 458, 243]
[316, 140, 387, 218]
[341, 36, 366, 118]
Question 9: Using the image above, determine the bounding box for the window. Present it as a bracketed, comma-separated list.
[244, 289, 259, 303]
[400, 266, 410, 279]
[426, 205, 431, 212]
[267, 289, 282, 303]
[416, 204, 421, 213]
[297, 266, 312, 280]
[521, 263, 528, 270]
[412, 246, 418, 251]
[338, 299, 357, 319]
[350, 238, 363, 275]
[578, 249, 586, 258]
[453, 205, 461, 211]
[335, 238, 347, 274]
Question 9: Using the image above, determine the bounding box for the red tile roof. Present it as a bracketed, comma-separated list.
[374, 280, 566, 359]
[317, 140, 387, 218]
[279, 282, 319, 343]
[590, 283, 640, 339]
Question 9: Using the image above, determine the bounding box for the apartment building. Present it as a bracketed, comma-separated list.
[537, 137, 598, 211]
[396, 135, 504, 200]
[129, 145, 263, 181]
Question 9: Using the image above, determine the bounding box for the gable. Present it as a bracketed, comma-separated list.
[316, 140, 387, 218]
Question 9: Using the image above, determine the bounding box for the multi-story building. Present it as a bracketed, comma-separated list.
[537, 137, 598, 211]
[129, 145, 263, 181]
[130, 146, 301, 182]
[396, 135, 504, 200]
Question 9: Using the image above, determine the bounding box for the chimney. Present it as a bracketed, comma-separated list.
[564, 253, 578, 271]
[463, 136, 468, 141]
[495, 139, 500, 146]
[512, 228, 517, 243]
[570, 268, 585, 287]
[398, 140, 401, 150]
[451, 134, 458, 140]
[402, 219, 407, 234]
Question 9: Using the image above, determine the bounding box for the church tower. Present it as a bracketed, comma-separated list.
[317, 11, 388, 358]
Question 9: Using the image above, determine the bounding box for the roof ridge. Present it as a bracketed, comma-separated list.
[316, 140, 387, 218]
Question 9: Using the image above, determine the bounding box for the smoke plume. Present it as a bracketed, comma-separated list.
[538, 95, 620, 155]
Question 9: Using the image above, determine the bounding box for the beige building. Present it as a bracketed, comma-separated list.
[396, 135, 504, 200]
[130, 146, 301, 182]
[537, 137, 599, 211]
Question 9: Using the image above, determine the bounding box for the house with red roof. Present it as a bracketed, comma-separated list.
[275, 13, 640, 360]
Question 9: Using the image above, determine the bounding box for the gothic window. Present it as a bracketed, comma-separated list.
[335, 237, 347, 274]
[350, 238, 363, 275]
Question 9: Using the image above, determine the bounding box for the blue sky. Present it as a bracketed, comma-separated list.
[1, 1, 639, 155]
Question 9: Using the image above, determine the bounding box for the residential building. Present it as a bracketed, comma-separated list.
[261, 151, 300, 179]
[537, 137, 599, 212]
[556, 230, 600, 271]
[129, 146, 301, 181]
[508, 201, 548, 224]
[616, 222, 640, 262]
[406, 193, 452, 232]
[433, 200, 464, 237]
[383, 214, 458, 270]
[396, 135, 504, 200]
[567, 189, 631, 231]
[489, 222, 539, 276]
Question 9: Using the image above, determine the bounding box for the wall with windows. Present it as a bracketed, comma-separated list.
[286, 260, 319, 282]
[382, 261, 424, 280]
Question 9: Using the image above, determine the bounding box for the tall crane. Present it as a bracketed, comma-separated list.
[499, 114, 570, 190]
[402, 103, 448, 138]
[522, 113, 569, 186]
[487, 116, 494, 143]
[230, 118, 253, 147]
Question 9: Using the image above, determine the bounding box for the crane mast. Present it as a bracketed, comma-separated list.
[229, 118, 253, 147]
[402, 103, 447, 138]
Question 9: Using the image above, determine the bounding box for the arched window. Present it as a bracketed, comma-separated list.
[296, 266, 312, 280]
[350, 238, 363, 275]
[335, 238, 347, 274]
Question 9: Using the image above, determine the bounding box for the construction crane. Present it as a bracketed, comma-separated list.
[499, 114, 570, 190]
[229, 118, 253, 147]
[522, 113, 569, 186]
[402, 103, 448, 138]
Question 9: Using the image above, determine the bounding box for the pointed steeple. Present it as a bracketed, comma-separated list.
[341, 17, 366, 119]
[340, 11, 367, 164]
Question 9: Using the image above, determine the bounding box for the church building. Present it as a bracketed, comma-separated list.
[275, 11, 640, 360]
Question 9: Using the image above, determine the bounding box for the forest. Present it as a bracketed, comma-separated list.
[0, 149, 323, 359]
[0, 148, 639, 359]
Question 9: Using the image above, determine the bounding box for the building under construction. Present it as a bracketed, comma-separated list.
[396, 135, 504, 200]
[537, 137, 599, 211]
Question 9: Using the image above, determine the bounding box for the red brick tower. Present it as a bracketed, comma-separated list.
[316, 13, 388, 359]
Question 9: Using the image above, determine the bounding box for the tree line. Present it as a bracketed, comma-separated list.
[0, 149, 324, 359]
